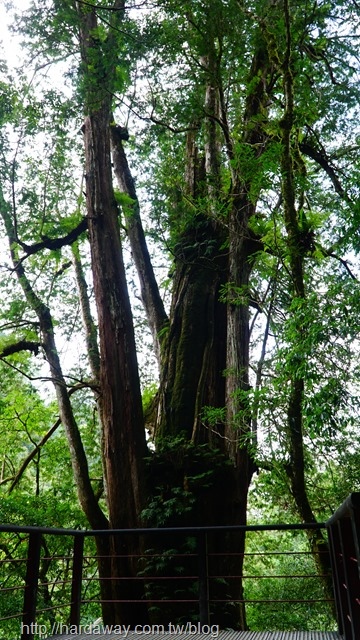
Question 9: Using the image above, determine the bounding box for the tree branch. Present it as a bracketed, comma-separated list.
[17, 217, 88, 259]
[318, 245, 359, 280]
[110, 121, 169, 360]
[300, 140, 352, 203]
[0, 340, 42, 359]
[7, 418, 61, 494]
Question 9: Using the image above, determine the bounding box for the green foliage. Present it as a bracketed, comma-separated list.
[0, 0, 360, 631]
[244, 529, 336, 631]
[142, 435, 229, 526]
[0, 498, 98, 640]
[142, 382, 158, 415]
[142, 486, 196, 527]
[138, 537, 199, 624]
[140, 437, 233, 623]
[200, 405, 226, 428]
[114, 189, 137, 219]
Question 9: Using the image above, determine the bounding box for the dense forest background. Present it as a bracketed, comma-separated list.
[0, 0, 360, 634]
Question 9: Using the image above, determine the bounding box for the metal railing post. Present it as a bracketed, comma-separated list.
[326, 492, 360, 640]
[197, 531, 210, 625]
[327, 522, 344, 636]
[70, 534, 84, 627]
[21, 531, 42, 640]
[338, 517, 360, 639]
[1, 513, 354, 634]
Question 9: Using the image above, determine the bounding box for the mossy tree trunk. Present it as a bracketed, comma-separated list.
[156, 232, 227, 443]
[141, 20, 274, 629]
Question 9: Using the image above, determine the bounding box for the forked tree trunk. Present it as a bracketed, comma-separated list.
[143, 31, 273, 627]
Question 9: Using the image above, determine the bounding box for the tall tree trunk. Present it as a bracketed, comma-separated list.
[72, 242, 101, 382]
[280, 0, 334, 605]
[77, 3, 148, 624]
[156, 238, 227, 442]
[225, 201, 255, 629]
[155, 102, 228, 442]
[82, 107, 146, 529]
[221, 37, 274, 628]
[110, 124, 168, 363]
[143, 19, 275, 627]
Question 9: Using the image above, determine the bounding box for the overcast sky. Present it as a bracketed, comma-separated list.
[0, 1, 31, 70]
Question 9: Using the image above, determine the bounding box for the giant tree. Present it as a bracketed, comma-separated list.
[122, 0, 360, 615]
[1, 0, 360, 630]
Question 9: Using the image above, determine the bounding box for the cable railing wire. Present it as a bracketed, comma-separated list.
[0, 493, 358, 640]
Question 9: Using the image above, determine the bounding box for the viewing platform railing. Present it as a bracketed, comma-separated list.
[326, 492, 360, 640]
[0, 493, 359, 640]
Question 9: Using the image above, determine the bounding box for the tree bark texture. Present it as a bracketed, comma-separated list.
[149, 26, 274, 626]
[78, 3, 148, 624]
[110, 125, 168, 363]
[83, 106, 147, 529]
[156, 240, 227, 443]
